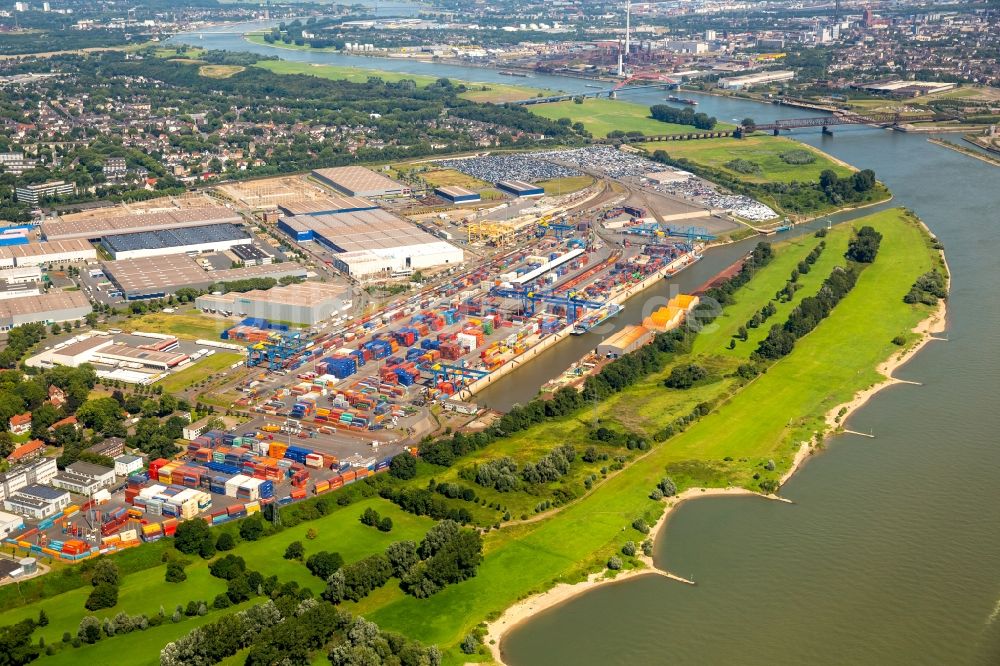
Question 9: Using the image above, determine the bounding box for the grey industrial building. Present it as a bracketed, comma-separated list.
[3, 484, 71, 520]
[0, 239, 97, 268]
[230, 244, 272, 266]
[196, 281, 351, 326]
[100, 254, 308, 300]
[50, 462, 116, 495]
[277, 195, 378, 217]
[311, 166, 411, 198]
[100, 224, 252, 260]
[41, 207, 243, 241]
[0, 290, 92, 330]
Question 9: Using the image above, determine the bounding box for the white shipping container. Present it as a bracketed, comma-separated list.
[138, 484, 167, 500]
[225, 474, 252, 498]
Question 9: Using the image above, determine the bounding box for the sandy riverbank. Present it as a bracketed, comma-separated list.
[484, 266, 948, 666]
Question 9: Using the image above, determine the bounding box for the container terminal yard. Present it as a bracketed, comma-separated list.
[0, 148, 754, 564]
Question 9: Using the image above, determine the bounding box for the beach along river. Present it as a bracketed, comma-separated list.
[169, 31, 1000, 664]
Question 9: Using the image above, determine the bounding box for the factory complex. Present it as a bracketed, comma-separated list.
[278, 208, 464, 280]
[277, 195, 379, 217]
[196, 281, 351, 326]
[0, 290, 91, 330]
[0, 238, 97, 268]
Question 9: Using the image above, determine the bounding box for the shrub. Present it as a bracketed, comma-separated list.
[724, 158, 761, 174]
[657, 477, 677, 497]
[213, 593, 232, 610]
[631, 518, 650, 534]
[209, 554, 246, 581]
[461, 634, 479, 655]
[607, 556, 623, 570]
[389, 453, 417, 479]
[90, 559, 120, 587]
[78, 616, 102, 644]
[664, 364, 708, 389]
[780, 149, 817, 165]
[378, 517, 393, 533]
[360, 507, 381, 527]
[622, 541, 636, 557]
[239, 516, 265, 542]
[892, 335, 906, 346]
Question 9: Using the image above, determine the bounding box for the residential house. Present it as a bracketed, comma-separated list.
[8, 413, 31, 436]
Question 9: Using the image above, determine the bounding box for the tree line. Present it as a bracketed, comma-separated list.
[650, 104, 718, 130]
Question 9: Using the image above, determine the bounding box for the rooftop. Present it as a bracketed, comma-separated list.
[312, 166, 408, 195]
[283, 208, 444, 253]
[41, 207, 242, 241]
[0, 290, 90, 318]
[101, 255, 306, 295]
[102, 223, 250, 253]
[66, 461, 115, 477]
[277, 195, 377, 216]
[0, 239, 94, 261]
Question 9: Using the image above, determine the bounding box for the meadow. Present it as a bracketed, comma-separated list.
[528, 98, 735, 138]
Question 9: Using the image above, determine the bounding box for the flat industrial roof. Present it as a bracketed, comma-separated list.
[66, 461, 114, 477]
[17, 484, 68, 500]
[277, 195, 378, 216]
[498, 179, 543, 192]
[54, 335, 113, 357]
[41, 207, 242, 240]
[0, 239, 94, 260]
[436, 186, 479, 197]
[102, 223, 250, 253]
[311, 166, 407, 195]
[201, 281, 348, 308]
[283, 209, 444, 254]
[97, 343, 188, 365]
[0, 290, 90, 317]
[101, 255, 307, 295]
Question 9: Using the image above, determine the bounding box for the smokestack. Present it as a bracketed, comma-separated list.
[625, 0, 631, 65]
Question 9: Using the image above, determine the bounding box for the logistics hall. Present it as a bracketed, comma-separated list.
[278, 208, 463, 280]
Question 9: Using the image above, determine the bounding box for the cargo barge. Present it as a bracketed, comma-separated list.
[667, 95, 698, 105]
[571, 303, 624, 335]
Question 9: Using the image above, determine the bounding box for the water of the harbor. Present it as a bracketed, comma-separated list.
[170, 30, 1000, 664]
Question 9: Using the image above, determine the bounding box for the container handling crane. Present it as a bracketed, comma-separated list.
[490, 287, 608, 323]
[247, 330, 310, 371]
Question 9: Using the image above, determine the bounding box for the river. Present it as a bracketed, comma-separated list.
[170, 30, 1000, 665]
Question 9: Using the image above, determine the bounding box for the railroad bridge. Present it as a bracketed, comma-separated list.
[747, 111, 936, 136]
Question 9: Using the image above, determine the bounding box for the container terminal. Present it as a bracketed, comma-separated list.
[1, 148, 749, 562]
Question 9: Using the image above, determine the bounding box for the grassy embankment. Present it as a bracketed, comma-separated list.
[114, 309, 231, 341]
[253, 59, 558, 103]
[156, 352, 244, 395]
[2, 209, 940, 663]
[528, 98, 735, 138]
[642, 135, 853, 184]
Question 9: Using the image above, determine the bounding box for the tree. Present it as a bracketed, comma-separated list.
[85, 583, 118, 611]
[0, 619, 40, 665]
[360, 507, 381, 527]
[460, 634, 478, 655]
[741, 117, 756, 130]
[385, 540, 418, 578]
[378, 517, 393, 533]
[77, 616, 102, 644]
[389, 453, 416, 480]
[165, 561, 187, 583]
[37, 609, 48, 627]
[209, 554, 246, 581]
[657, 477, 677, 497]
[90, 559, 120, 587]
[215, 532, 235, 552]
[76, 397, 124, 433]
[306, 551, 344, 580]
[239, 516, 265, 542]
[174, 519, 214, 556]
[284, 541, 305, 561]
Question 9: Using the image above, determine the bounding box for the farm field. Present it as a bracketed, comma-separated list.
[528, 98, 735, 138]
[117, 308, 232, 341]
[641, 135, 854, 183]
[156, 352, 244, 395]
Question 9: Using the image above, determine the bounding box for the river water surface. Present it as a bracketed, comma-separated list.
[170, 31, 1000, 664]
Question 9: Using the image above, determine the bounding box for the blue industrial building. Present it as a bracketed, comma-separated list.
[435, 186, 481, 204]
[497, 180, 545, 198]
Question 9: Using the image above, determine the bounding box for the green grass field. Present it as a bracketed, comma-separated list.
[253, 60, 557, 103]
[528, 98, 734, 138]
[365, 208, 940, 647]
[156, 352, 244, 394]
[641, 135, 854, 184]
[537, 175, 595, 195]
[118, 309, 232, 341]
[3, 210, 941, 663]
[199, 64, 245, 79]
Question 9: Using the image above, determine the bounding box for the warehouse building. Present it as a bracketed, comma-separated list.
[277, 195, 379, 217]
[230, 244, 272, 266]
[0, 265, 42, 284]
[40, 207, 242, 242]
[435, 186, 481, 204]
[497, 180, 545, 198]
[196, 281, 351, 326]
[100, 255, 307, 300]
[3, 485, 71, 520]
[0, 239, 96, 268]
[311, 166, 411, 198]
[0, 291, 91, 330]
[597, 324, 653, 358]
[37, 334, 188, 370]
[0, 458, 58, 503]
[0, 281, 41, 301]
[719, 70, 795, 90]
[278, 208, 463, 280]
[114, 454, 144, 477]
[100, 224, 252, 260]
[0, 510, 24, 539]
